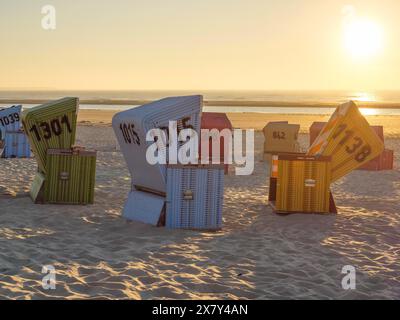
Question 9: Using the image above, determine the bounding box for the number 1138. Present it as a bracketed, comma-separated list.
[332, 124, 372, 163]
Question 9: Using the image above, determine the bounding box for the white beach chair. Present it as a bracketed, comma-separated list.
[112, 95, 203, 225]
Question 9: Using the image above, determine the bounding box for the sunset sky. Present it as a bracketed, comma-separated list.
[1, 0, 400, 91]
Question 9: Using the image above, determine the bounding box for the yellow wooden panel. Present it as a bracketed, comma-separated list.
[22, 97, 78, 174]
[307, 101, 384, 182]
[276, 157, 331, 213]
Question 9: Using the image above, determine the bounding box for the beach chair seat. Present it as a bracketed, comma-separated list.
[268, 153, 336, 214]
[30, 148, 97, 204]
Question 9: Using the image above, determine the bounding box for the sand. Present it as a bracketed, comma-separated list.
[0, 111, 399, 299]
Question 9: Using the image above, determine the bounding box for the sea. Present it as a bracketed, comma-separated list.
[1, 90, 400, 115]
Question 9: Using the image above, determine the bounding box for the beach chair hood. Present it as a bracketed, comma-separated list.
[0, 105, 23, 132]
[112, 95, 202, 193]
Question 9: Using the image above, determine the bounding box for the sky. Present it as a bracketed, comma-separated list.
[1, 0, 400, 91]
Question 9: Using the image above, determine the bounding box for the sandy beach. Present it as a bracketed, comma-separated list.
[0, 111, 399, 300]
[77, 109, 400, 136]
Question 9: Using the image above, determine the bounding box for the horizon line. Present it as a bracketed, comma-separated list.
[1, 88, 400, 92]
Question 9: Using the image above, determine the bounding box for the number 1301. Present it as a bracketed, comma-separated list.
[29, 115, 72, 142]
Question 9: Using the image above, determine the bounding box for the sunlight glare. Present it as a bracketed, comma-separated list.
[343, 18, 384, 60]
[352, 92, 377, 102]
[360, 108, 379, 116]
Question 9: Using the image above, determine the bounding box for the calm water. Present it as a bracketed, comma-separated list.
[2, 90, 400, 115]
[2, 90, 400, 103]
[2, 104, 399, 116]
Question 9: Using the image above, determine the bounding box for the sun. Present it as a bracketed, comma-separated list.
[343, 18, 384, 60]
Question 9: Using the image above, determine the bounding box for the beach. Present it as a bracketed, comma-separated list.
[76, 109, 400, 133]
[0, 111, 399, 299]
